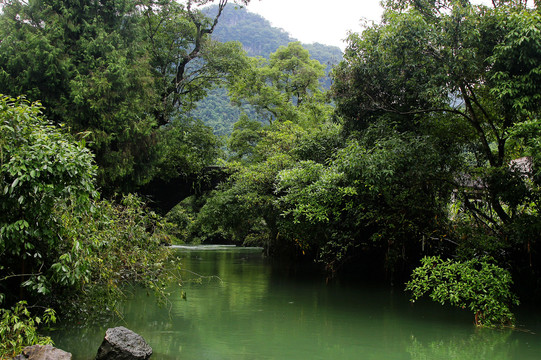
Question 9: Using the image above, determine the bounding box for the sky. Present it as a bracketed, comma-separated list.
[244, 0, 492, 50]
[246, 0, 382, 50]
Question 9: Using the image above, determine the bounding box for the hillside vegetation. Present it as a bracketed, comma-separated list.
[192, 5, 343, 136]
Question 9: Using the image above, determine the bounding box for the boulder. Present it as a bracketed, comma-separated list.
[13, 344, 72, 360]
[95, 326, 152, 360]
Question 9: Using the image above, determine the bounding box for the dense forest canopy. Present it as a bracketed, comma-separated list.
[0, 0, 249, 192]
[0, 0, 540, 354]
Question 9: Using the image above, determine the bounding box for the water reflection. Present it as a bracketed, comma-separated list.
[407, 329, 517, 360]
[53, 247, 541, 360]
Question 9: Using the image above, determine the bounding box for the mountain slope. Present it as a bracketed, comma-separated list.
[191, 5, 343, 136]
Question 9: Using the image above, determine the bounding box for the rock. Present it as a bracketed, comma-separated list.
[13, 344, 72, 360]
[95, 326, 152, 360]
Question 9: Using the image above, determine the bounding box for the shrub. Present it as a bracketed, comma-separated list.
[406, 256, 519, 327]
[0, 95, 96, 300]
[0, 301, 56, 358]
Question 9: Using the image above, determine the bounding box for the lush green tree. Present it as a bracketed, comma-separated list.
[156, 116, 223, 180]
[0, 0, 159, 191]
[213, 121, 302, 253]
[229, 42, 328, 124]
[193, 5, 343, 137]
[332, 0, 541, 229]
[0, 95, 170, 322]
[54, 193, 172, 313]
[191, 43, 333, 251]
[139, 0, 250, 124]
[328, 0, 541, 307]
[227, 114, 263, 161]
[188, 87, 262, 137]
[0, 0, 250, 192]
[194, 117, 339, 255]
[276, 124, 455, 276]
[0, 95, 96, 302]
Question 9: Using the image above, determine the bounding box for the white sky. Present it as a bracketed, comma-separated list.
[246, 0, 383, 50]
[245, 0, 493, 50]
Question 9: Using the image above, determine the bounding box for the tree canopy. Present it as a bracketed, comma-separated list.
[0, 0, 250, 192]
[190, 5, 343, 137]
[333, 0, 541, 229]
[229, 42, 328, 124]
[187, 1, 541, 326]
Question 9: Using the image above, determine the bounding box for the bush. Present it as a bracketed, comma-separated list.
[0, 95, 171, 321]
[406, 256, 519, 327]
[0, 301, 56, 358]
[0, 95, 96, 300]
[53, 194, 172, 317]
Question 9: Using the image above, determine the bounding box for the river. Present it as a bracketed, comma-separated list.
[53, 245, 541, 359]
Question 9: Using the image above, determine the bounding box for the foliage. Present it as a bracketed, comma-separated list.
[194, 118, 329, 254]
[229, 42, 329, 124]
[0, 0, 248, 193]
[276, 127, 455, 274]
[406, 256, 519, 327]
[156, 117, 223, 181]
[0, 95, 170, 325]
[290, 122, 343, 164]
[0, 301, 56, 359]
[330, 0, 541, 287]
[164, 202, 197, 244]
[189, 87, 262, 137]
[190, 187, 259, 244]
[0, 95, 96, 300]
[194, 5, 343, 136]
[0, 0, 159, 191]
[335, 0, 541, 224]
[140, 0, 250, 120]
[54, 194, 172, 317]
[196, 35, 457, 276]
[227, 114, 263, 161]
[186, 42, 337, 255]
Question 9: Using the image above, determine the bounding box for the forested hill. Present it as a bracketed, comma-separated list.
[191, 5, 343, 136]
[209, 5, 294, 57]
[210, 5, 343, 61]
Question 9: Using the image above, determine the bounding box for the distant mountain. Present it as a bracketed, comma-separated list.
[209, 5, 295, 57]
[190, 5, 343, 137]
[207, 5, 343, 76]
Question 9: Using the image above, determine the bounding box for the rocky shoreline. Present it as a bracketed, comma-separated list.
[14, 327, 152, 360]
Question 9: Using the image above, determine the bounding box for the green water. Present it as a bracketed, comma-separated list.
[53, 246, 541, 359]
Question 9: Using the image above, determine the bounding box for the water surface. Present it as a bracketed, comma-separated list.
[53, 246, 541, 359]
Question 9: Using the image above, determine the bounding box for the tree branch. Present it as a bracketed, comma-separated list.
[0, 272, 42, 282]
